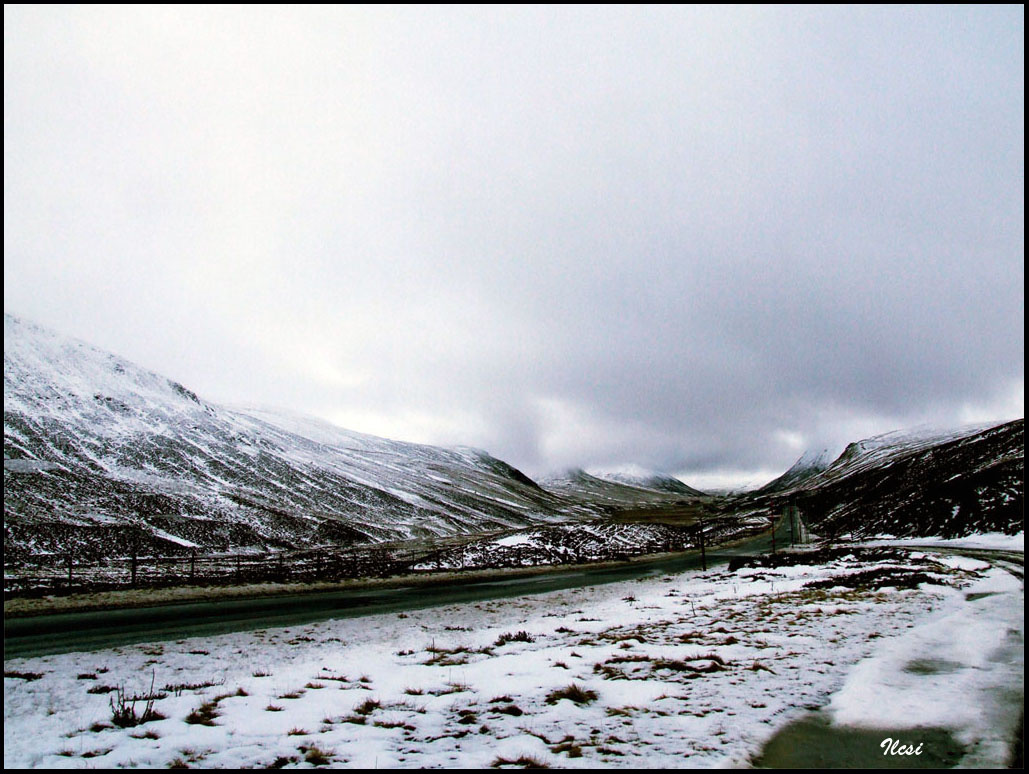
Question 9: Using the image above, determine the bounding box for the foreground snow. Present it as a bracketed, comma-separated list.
[827, 554, 1023, 766]
[4, 548, 1022, 768]
[863, 531, 1024, 552]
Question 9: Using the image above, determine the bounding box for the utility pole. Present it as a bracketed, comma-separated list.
[770, 511, 776, 555]
[789, 503, 795, 546]
[698, 516, 707, 571]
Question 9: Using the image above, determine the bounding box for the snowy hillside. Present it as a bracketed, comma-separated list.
[587, 465, 707, 497]
[766, 420, 1024, 539]
[761, 424, 1010, 496]
[540, 468, 707, 509]
[3, 315, 592, 560]
[757, 447, 838, 493]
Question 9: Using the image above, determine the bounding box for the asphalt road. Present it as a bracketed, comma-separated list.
[4, 520, 793, 660]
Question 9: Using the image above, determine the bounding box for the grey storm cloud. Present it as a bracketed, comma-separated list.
[4, 5, 1024, 487]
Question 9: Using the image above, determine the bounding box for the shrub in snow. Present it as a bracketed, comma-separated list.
[109, 674, 164, 727]
[494, 630, 535, 646]
[545, 683, 598, 705]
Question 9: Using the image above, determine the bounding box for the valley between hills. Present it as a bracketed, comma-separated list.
[4, 313, 1024, 769]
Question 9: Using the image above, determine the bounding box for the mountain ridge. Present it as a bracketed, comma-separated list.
[763, 419, 1024, 539]
[5, 314, 1023, 561]
[3, 314, 591, 560]
[540, 467, 709, 508]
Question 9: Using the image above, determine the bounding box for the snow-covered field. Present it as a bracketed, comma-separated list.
[4, 547, 1022, 769]
[862, 532, 1024, 552]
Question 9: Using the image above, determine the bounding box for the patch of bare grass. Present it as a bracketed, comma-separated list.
[494, 631, 535, 646]
[491, 754, 550, 768]
[183, 700, 220, 726]
[492, 703, 525, 717]
[163, 680, 222, 696]
[302, 745, 333, 766]
[545, 683, 598, 706]
[352, 698, 381, 716]
[4, 670, 43, 681]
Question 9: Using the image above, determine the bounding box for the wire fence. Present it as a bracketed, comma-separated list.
[4, 545, 410, 597]
[4, 511, 794, 598]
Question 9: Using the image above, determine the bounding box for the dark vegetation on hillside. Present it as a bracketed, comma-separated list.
[777, 420, 1023, 540]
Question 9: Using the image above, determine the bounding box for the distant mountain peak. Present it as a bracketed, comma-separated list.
[758, 447, 838, 494]
[540, 464, 707, 506]
[587, 466, 706, 497]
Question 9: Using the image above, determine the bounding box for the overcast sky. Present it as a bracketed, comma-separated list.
[4, 6, 1024, 488]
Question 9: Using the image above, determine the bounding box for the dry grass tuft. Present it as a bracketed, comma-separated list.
[491, 754, 551, 768]
[183, 700, 220, 726]
[545, 683, 598, 706]
[303, 744, 333, 766]
[494, 631, 535, 646]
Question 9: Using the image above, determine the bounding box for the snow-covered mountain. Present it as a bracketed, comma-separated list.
[761, 424, 1015, 494]
[5, 313, 1021, 560]
[540, 467, 708, 509]
[3, 315, 592, 560]
[758, 447, 839, 494]
[588, 465, 707, 497]
[763, 420, 1024, 539]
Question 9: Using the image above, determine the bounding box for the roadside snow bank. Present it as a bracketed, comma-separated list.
[865, 531, 1024, 552]
[826, 566, 1023, 766]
